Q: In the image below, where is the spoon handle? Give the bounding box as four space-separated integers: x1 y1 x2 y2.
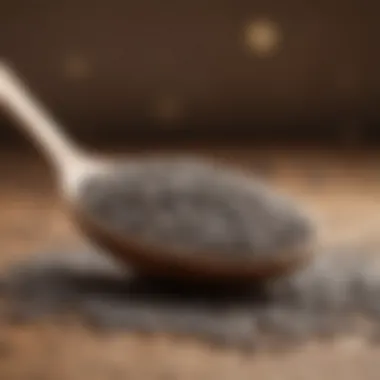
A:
0 61 85 172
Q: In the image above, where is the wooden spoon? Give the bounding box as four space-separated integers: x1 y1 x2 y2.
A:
0 62 315 282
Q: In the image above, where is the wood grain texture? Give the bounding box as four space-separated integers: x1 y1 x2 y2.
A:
1 146 380 379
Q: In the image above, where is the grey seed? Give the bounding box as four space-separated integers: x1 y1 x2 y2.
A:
80 158 312 262
3 246 380 351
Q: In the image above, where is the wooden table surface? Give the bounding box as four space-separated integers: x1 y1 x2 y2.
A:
1 145 380 379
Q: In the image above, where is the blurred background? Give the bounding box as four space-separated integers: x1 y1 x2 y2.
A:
1 0 380 147
1 2 380 379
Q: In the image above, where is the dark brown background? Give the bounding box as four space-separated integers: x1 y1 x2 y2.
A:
1 0 380 145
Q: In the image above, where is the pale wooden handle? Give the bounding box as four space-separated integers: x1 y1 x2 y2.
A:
0 61 83 172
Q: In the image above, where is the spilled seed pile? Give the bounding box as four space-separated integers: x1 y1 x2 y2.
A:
79 158 312 261
1 158 377 351
2 246 380 351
